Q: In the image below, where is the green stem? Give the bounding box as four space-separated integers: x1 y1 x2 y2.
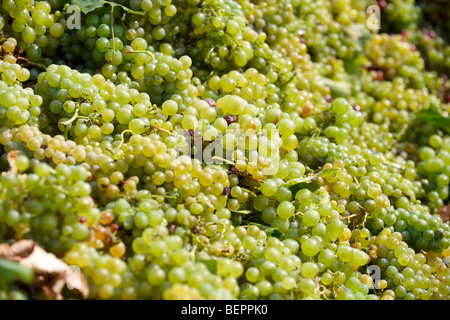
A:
119 18 136 40
150 125 173 135
190 244 197 262
211 156 235 165
110 5 116 62
60 104 80 127
17 57 47 70
280 71 297 88
125 50 155 60
116 129 134 150
380 154 405 170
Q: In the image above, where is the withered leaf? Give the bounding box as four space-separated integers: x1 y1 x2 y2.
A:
6 150 19 174
0 240 89 299
439 205 450 223
0 240 35 260
2 150 27 180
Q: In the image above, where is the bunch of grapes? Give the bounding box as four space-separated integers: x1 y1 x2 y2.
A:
0 0 449 301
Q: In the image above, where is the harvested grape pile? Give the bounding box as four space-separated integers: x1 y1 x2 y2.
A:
0 0 449 301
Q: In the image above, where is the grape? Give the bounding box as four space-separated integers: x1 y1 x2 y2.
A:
161 100 178 116
276 201 295 219
22 27 36 44
332 98 350 115
303 209 320 227
302 238 320 257
260 179 277 197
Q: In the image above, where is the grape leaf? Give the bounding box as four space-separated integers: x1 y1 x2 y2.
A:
289 179 321 197
106 1 146 15
74 0 145 15
245 222 282 238
200 259 217 275
322 78 352 99
317 167 339 178
203 164 229 171
416 105 450 134
310 187 330 208
286 168 337 197
344 54 370 77
0 259 33 284
74 0 106 14
342 24 370 45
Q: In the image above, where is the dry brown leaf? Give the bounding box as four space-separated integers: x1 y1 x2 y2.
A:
19 245 70 274
2 151 27 180
0 240 89 299
0 240 35 260
6 150 19 174
439 205 450 223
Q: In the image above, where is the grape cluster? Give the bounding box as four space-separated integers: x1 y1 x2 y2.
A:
0 0 449 301
0 150 98 255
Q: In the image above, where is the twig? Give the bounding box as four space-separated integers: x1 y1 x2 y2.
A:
16 57 47 70
125 50 155 60
60 104 80 127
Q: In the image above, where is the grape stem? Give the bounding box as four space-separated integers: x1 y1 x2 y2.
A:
48 181 70 195
240 186 257 197
380 154 405 170
340 205 368 227
16 57 47 70
23 174 47 194
116 129 134 150
125 50 155 61
339 213 359 220
118 17 136 41
60 104 80 127
392 123 408 144
150 125 173 135
148 193 177 200
211 156 235 165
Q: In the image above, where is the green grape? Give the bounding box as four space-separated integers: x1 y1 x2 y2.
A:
277 201 295 219
301 238 320 257
32 10 48 25
161 100 178 116
303 209 320 227
301 262 319 278
260 179 277 197
22 27 36 44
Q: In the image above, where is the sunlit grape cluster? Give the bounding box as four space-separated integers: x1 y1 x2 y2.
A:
0 0 449 301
